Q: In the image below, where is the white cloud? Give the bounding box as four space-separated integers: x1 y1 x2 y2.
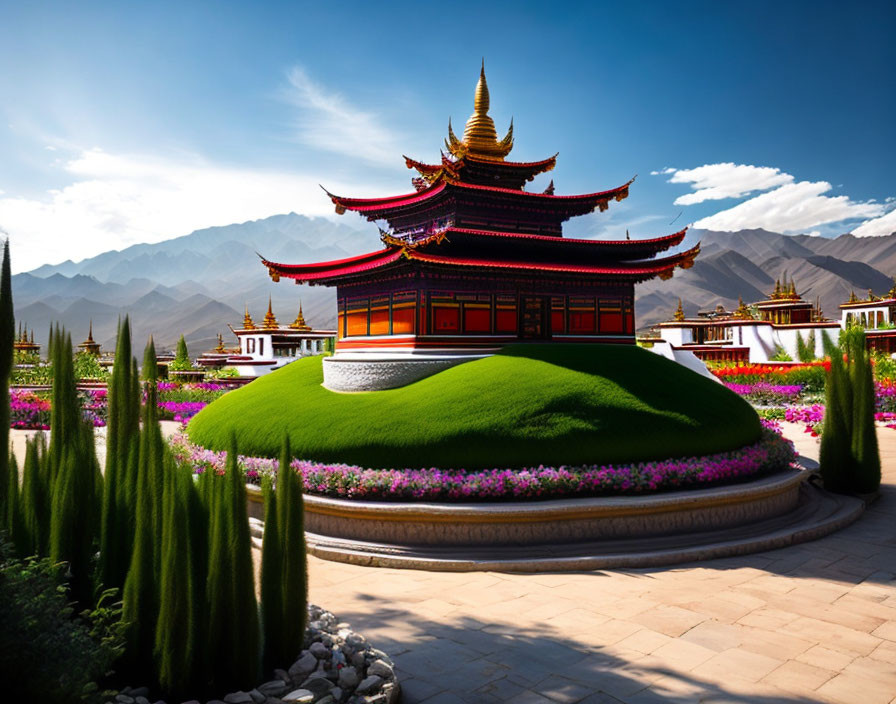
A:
0 148 361 273
649 167 676 176
283 66 402 165
852 208 896 237
667 163 794 205
692 180 884 233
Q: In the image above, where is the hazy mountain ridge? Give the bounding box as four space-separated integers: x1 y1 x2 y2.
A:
15 214 896 351
16 213 375 352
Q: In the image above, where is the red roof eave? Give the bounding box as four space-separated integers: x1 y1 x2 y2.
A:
261 248 403 282
443 226 687 253
406 243 700 277
329 177 633 215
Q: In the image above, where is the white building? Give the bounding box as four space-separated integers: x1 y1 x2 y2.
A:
201 300 336 378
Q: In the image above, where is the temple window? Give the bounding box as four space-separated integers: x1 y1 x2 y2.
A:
258 337 264 356
247 338 256 354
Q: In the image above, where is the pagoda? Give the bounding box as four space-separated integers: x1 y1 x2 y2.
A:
262 65 699 364
77 321 102 356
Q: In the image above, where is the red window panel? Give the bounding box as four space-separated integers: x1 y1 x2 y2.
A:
569 312 595 334
346 311 368 337
601 313 624 333
464 306 491 333
433 306 460 332
495 309 517 333
369 309 390 335
391 306 415 334
551 310 565 334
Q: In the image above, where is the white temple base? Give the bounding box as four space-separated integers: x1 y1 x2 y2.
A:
322 353 489 392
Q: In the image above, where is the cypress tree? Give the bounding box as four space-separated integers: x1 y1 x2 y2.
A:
46 331 100 606
19 434 47 556
121 339 165 676
154 455 197 697
820 350 853 492
99 317 139 590
849 329 881 493
796 331 810 363
0 240 13 528
278 437 307 664
6 452 25 556
260 472 282 673
206 434 259 692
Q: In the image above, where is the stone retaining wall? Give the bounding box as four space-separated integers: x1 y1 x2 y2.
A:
293 469 805 546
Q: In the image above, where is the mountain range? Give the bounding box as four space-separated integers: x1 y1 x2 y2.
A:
13 213 896 353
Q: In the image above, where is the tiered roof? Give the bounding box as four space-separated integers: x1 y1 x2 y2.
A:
265 64 698 289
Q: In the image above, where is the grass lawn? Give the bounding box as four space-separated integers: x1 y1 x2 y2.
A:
187 344 761 469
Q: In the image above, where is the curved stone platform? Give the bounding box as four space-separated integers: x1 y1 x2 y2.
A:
303 481 863 572
302 469 807 546
322 352 488 391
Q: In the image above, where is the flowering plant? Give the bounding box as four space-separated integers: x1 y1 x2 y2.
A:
171 422 797 503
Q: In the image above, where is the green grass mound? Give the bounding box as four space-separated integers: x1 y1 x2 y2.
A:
187 344 761 470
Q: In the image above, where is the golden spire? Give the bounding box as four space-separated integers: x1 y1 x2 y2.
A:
262 296 279 330
86 320 94 343
243 303 256 330
773 279 781 299
673 298 685 321
215 333 225 353
289 301 311 331
849 290 858 303
445 61 514 161
788 279 797 298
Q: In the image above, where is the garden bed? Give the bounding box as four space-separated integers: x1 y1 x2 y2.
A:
172 422 796 503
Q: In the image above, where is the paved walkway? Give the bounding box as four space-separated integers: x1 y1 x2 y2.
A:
308 424 896 704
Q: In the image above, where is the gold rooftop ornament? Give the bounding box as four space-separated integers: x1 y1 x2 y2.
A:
289 301 312 332
445 61 514 161
243 304 256 330
262 296 279 330
673 298 685 321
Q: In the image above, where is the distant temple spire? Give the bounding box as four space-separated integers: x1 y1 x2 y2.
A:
673 298 685 321
243 303 256 330
215 333 225 353
262 296 279 330
289 300 312 331
78 320 101 355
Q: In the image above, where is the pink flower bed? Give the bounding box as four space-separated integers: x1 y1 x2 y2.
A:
171 421 797 503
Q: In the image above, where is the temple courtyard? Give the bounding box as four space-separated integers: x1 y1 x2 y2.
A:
306 423 896 704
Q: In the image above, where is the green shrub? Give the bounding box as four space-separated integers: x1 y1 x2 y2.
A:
770 344 793 362
74 351 109 381
820 327 881 494
168 335 194 372
0 536 125 704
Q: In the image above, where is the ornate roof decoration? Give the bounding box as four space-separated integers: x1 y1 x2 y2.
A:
543 180 555 195
848 290 858 303
673 298 686 321
445 61 514 161
733 296 755 320
77 320 101 355
243 304 256 330
215 333 225 353
289 302 312 332
262 296 279 330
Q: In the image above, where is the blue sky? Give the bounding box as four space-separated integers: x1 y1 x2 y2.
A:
1 0 894 272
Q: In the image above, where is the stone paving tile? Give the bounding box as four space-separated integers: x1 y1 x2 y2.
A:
763 659 836 692
691 648 784 683
677 619 745 652
628 605 707 638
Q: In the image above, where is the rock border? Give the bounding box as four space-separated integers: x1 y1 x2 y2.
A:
108 605 400 704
